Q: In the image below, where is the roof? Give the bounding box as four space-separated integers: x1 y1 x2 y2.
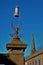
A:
6 38 27 50
8 39 24 44
25 49 43 61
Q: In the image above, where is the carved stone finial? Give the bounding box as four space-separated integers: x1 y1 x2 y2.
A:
11 21 22 40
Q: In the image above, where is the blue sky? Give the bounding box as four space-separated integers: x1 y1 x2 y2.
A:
0 0 43 57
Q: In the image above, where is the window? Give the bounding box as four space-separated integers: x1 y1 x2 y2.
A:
32 62 34 65
38 60 40 65
30 62 31 65
27 62 29 65
28 63 29 65
35 60 37 65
